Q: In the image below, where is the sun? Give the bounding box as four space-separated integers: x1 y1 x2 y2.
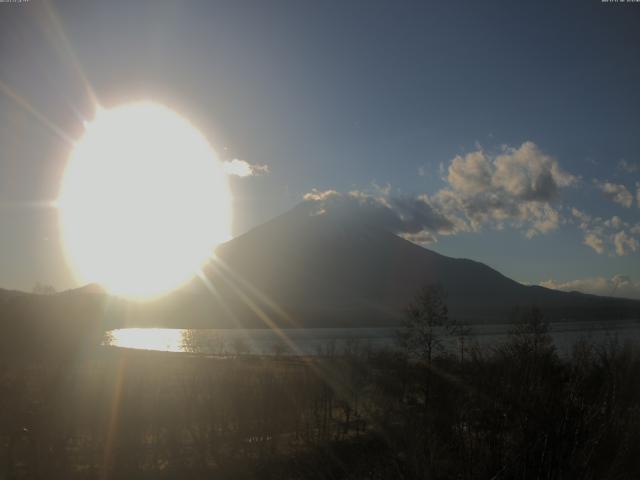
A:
58 102 231 299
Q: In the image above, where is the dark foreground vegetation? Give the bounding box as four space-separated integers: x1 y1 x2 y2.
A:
2 296 640 479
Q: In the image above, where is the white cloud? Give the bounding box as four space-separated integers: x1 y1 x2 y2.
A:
605 216 623 229
302 142 640 257
572 211 640 256
298 142 638 258
540 274 640 300
613 230 639 256
302 141 579 246
583 233 605 254
571 207 591 225
435 141 574 236
492 142 576 197
524 203 562 238
301 188 456 242
400 230 438 245
447 150 494 196
303 189 339 202
222 159 270 177
595 180 633 208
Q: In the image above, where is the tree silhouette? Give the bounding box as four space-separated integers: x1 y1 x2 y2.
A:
447 318 472 363
397 284 449 366
507 305 554 358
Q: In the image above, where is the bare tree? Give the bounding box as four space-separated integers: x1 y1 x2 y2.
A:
397 284 449 366
447 319 472 363
508 305 554 358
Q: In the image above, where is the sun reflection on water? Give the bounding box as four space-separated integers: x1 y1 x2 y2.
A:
107 328 186 352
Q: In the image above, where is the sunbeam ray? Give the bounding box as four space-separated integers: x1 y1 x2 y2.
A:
41 0 100 109
211 255 300 328
196 269 240 328
0 79 75 145
101 356 126 480
207 259 303 356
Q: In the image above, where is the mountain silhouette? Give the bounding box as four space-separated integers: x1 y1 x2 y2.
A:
201 202 640 327
3 204 639 331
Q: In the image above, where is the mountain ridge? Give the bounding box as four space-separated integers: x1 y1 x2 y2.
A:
205 203 640 326
3 203 639 329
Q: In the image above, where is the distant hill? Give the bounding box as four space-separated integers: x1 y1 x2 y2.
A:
2 204 639 331
0 288 28 303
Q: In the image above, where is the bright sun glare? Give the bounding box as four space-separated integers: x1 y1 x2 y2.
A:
58 102 231 299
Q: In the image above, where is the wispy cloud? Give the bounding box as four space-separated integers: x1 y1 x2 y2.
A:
540 274 640 300
617 159 640 174
583 232 605 254
613 230 639 256
570 208 640 256
594 180 633 208
222 159 270 177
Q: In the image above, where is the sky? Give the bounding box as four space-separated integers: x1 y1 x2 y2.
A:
1 0 640 297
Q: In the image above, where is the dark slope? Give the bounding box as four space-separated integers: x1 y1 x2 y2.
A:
207 204 640 326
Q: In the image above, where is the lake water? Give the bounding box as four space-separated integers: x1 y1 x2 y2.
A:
105 319 640 357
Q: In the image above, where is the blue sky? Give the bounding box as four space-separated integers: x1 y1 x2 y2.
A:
1 0 640 297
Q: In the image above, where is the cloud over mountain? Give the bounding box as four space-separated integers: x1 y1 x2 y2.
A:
301 142 640 257
302 188 455 243
303 142 577 245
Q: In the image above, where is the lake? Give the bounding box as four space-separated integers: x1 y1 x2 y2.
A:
105 319 640 357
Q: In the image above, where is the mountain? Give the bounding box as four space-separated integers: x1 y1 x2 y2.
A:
3 204 639 332
200 203 640 327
